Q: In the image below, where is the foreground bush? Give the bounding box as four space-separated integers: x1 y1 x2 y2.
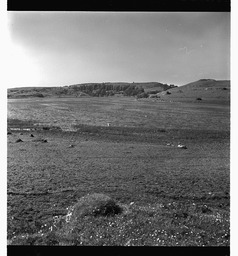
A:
8 200 230 246
67 193 123 222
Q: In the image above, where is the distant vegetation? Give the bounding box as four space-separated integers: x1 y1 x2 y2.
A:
70 83 146 97
8 82 177 99
7 79 230 104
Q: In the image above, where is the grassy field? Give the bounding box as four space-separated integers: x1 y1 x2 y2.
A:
8 96 229 130
7 96 230 246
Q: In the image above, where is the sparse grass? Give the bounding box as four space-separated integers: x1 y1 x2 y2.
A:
8 200 229 246
7 96 230 246
7 96 230 131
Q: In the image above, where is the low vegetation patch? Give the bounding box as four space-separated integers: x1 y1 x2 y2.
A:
7 119 36 129
8 196 229 246
67 193 123 220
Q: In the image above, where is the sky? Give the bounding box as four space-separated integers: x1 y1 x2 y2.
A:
6 12 230 87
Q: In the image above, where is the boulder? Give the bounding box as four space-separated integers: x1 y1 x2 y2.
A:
177 144 187 149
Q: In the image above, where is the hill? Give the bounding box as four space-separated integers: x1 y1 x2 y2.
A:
153 79 230 104
7 82 176 99
7 79 230 103
179 79 230 89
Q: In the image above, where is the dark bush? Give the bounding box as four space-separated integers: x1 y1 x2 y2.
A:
149 90 161 94
68 193 123 222
201 205 212 214
34 93 44 97
136 92 149 98
196 97 202 100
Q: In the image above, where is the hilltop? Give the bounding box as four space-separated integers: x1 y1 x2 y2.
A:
179 79 230 89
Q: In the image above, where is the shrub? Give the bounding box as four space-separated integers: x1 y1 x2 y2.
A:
67 193 123 222
149 90 161 94
196 97 202 100
136 92 149 98
34 93 44 98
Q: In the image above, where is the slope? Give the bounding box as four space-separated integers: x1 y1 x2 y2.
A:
156 79 230 104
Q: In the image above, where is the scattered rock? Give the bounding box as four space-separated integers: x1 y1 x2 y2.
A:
177 144 187 149
167 143 174 147
32 138 47 143
69 144 75 148
15 139 23 143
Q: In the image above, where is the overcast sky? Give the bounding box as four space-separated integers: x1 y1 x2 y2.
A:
7 12 230 87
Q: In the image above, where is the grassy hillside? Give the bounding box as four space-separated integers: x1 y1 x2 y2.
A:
7 82 176 99
155 79 230 104
180 79 230 89
7 79 230 103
